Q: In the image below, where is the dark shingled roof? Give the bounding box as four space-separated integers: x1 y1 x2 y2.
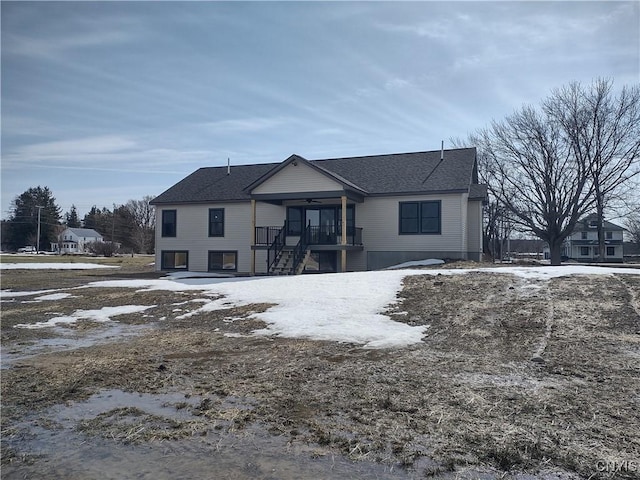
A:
151 163 277 204
151 148 483 205
469 184 488 200
573 214 625 232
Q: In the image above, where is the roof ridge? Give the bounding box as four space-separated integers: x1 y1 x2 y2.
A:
311 147 475 163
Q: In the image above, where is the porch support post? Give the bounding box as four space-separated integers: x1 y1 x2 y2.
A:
341 195 347 272
250 199 256 276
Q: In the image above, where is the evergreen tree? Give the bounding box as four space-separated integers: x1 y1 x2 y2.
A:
6 186 62 250
82 206 112 238
65 204 81 228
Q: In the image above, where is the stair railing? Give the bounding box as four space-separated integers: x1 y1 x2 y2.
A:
267 221 287 273
292 221 311 274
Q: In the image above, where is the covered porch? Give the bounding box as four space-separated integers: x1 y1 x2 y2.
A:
250 195 364 275
244 153 368 275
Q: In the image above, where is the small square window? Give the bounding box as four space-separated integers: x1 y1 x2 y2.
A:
162 251 188 269
606 246 615 256
580 246 590 256
606 231 613 240
208 251 237 271
581 232 588 240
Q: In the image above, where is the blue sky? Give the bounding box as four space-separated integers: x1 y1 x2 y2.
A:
2 1 638 219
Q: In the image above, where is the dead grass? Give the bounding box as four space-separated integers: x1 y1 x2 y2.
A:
2 266 639 478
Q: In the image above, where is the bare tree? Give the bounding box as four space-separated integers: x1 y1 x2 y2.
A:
476 103 595 265
450 135 511 260
125 195 156 254
549 79 640 261
627 214 640 246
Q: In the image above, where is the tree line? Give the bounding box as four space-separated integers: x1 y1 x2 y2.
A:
1 187 156 255
455 78 640 265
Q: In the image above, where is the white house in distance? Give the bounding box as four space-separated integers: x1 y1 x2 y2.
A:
561 214 625 262
150 148 487 274
52 228 104 254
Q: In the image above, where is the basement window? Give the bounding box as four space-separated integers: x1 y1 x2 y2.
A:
208 251 237 271
162 251 188 269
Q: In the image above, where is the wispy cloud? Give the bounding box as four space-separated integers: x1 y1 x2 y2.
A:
198 116 291 134
10 135 137 158
2 134 213 173
3 30 135 61
1 115 68 138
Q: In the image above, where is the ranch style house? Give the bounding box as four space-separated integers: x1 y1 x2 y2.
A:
150 147 487 275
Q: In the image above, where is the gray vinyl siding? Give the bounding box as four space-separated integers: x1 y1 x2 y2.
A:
460 193 468 255
155 191 481 273
358 194 465 250
358 194 470 269
466 199 483 261
254 250 270 274
252 161 342 194
155 202 283 273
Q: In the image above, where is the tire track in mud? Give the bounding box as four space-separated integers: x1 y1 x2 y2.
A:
531 281 554 363
615 275 640 332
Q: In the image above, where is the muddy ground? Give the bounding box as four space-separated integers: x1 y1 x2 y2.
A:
1 256 639 479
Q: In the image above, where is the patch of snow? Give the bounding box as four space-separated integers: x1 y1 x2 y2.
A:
164 271 234 280
33 293 74 301
14 305 155 329
0 263 119 270
475 265 640 279
83 265 640 349
0 289 60 299
385 258 445 270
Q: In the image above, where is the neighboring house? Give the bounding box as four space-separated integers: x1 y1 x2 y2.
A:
52 228 104 254
565 215 625 262
150 148 488 274
543 214 625 262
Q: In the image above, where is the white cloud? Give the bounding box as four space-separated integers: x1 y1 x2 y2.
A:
13 135 137 158
199 116 290 134
3 30 136 61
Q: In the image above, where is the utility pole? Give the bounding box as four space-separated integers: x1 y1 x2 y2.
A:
36 205 44 253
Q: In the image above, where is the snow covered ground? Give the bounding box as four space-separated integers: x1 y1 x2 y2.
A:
0 263 119 270
384 258 445 269
14 305 155 329
87 264 640 349
7 264 640 348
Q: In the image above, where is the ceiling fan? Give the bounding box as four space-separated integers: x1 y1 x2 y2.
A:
305 198 321 204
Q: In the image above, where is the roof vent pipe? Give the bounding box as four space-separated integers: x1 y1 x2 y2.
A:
227 158 230 175
440 140 444 161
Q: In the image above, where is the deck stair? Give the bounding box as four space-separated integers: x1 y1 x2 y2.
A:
269 247 311 275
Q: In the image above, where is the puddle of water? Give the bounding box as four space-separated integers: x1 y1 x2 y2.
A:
2 389 413 480
1 323 152 368
2 388 581 480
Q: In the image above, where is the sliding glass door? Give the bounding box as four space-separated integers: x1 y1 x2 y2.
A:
286 205 355 245
305 207 336 244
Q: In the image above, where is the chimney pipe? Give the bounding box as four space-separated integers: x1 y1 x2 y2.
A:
440 140 444 161
227 158 230 175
